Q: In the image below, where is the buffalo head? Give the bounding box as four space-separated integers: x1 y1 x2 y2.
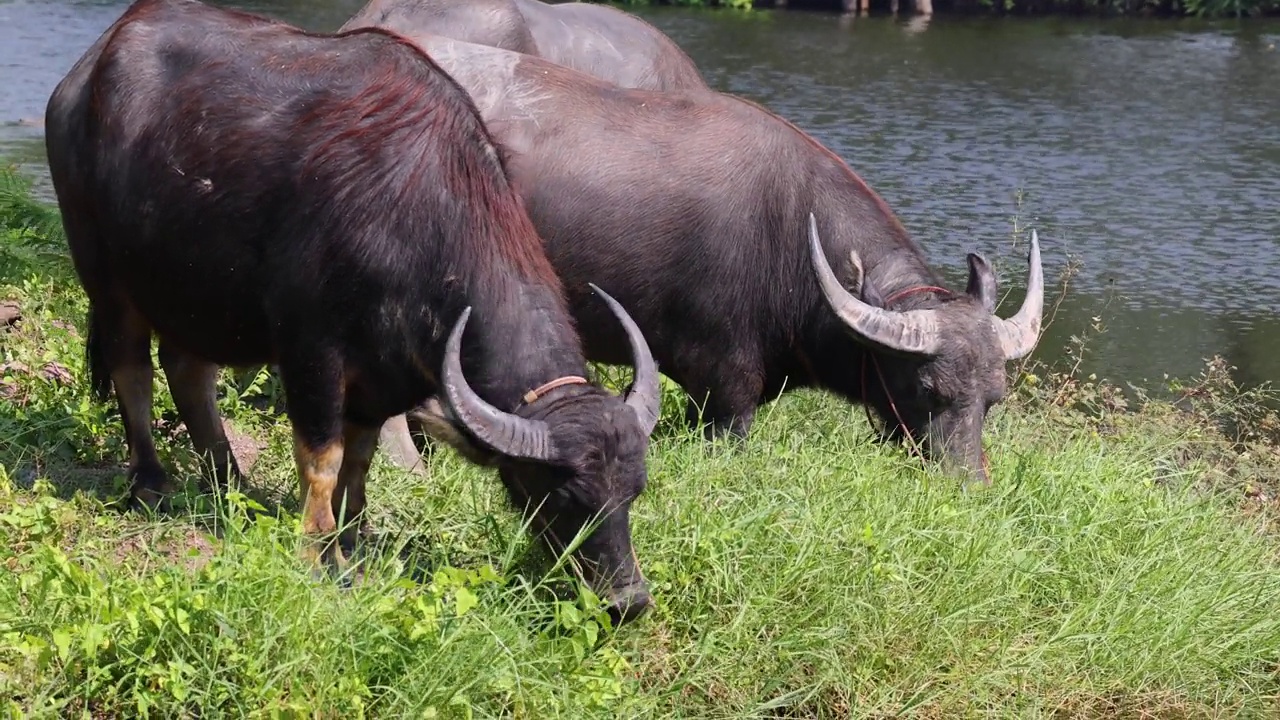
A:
426 284 661 625
808 214 1044 484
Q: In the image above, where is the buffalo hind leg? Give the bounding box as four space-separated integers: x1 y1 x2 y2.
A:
92 303 172 508
158 341 242 492
118 362 172 507
333 422 379 553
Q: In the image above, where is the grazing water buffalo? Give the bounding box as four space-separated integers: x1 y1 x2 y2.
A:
346 0 707 91
46 0 662 622
347 28 1045 484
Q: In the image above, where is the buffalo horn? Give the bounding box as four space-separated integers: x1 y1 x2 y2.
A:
589 283 661 436
991 229 1044 360
441 307 558 462
808 213 944 356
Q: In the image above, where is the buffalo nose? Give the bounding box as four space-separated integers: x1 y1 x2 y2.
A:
606 583 652 626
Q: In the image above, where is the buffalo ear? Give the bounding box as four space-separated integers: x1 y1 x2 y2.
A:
966 253 998 315
408 397 499 467
861 277 887 308
846 250 887 308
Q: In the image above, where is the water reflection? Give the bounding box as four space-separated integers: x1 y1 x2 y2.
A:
1 0 1278 394
632 9 1280 391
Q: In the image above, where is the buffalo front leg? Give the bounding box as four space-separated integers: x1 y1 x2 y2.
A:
292 428 344 566
680 356 763 441
158 341 242 492
686 397 756 441
333 422 379 551
279 350 347 566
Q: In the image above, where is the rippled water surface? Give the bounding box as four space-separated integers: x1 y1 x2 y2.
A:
2 0 1279 391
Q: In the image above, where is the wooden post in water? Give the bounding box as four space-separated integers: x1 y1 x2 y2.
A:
916 0 933 14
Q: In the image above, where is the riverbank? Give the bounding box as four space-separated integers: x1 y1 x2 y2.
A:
3 169 1279 716
611 0 1280 19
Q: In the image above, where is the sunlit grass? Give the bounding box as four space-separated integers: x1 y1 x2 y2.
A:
3 168 1279 717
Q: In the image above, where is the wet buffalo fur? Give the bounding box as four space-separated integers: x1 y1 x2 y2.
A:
44 0 653 613
332 29 1034 483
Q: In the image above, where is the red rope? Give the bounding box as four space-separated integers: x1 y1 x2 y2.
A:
882 285 952 307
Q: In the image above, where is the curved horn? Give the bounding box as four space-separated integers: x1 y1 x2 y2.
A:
589 283 661 436
808 213 944 356
991 229 1044 360
441 307 558 462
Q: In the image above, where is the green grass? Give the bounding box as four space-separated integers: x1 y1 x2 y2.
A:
3 167 1280 717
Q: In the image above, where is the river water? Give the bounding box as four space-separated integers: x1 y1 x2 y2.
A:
2 0 1279 394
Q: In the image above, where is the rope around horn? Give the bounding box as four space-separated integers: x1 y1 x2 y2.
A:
519 375 590 407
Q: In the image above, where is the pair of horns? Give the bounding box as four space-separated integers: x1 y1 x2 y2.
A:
440 283 660 462
807 213 1044 359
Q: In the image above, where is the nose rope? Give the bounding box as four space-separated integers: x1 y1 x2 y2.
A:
859 284 992 477
862 352 921 457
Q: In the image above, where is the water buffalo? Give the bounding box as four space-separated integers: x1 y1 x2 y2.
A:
344 25 1045 484
45 0 662 622
347 0 707 91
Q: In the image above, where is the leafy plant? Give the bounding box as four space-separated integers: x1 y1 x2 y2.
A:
4 159 1280 718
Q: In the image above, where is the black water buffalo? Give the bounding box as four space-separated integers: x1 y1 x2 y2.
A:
342 26 1045 484
348 0 707 91
46 0 662 622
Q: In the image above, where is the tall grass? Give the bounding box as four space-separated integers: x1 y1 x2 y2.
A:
3 167 1279 717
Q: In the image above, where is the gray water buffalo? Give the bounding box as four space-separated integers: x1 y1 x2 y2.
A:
347 0 707 91
46 0 663 623
343 25 1045 484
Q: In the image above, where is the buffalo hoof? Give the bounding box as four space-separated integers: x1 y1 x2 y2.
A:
337 521 372 557
605 583 653 627
128 467 179 512
300 536 349 574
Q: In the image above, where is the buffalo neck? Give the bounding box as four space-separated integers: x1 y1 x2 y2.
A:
794 221 947 403
454 281 589 414
865 244 950 304
806 147 950 309
798 311 909 412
